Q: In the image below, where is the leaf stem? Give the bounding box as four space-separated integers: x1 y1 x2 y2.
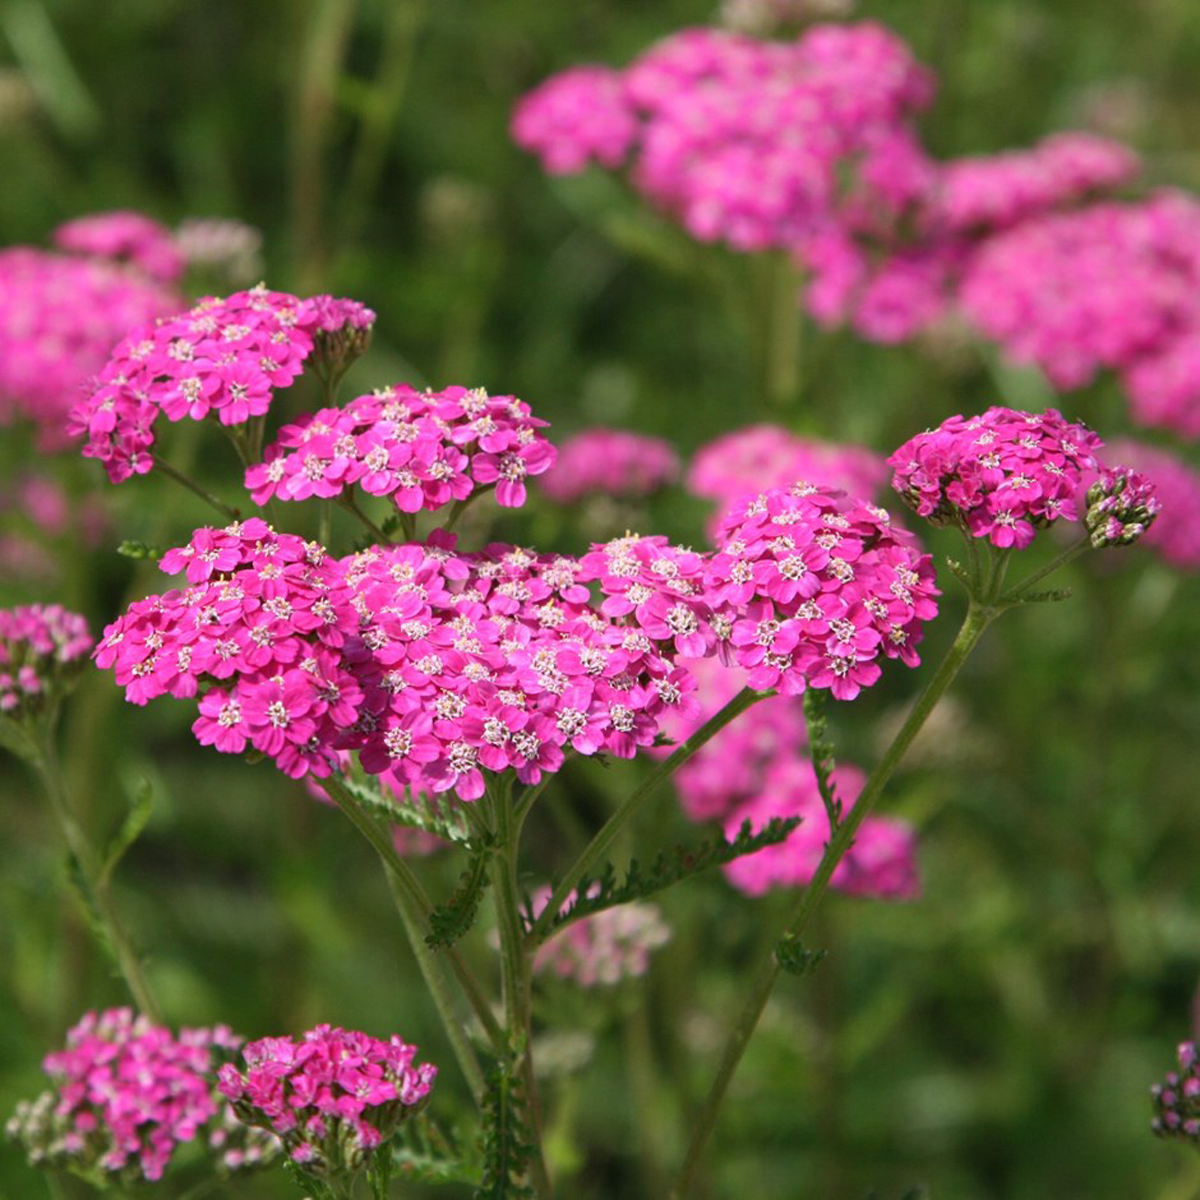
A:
150 455 239 521
669 600 996 1196
33 727 161 1022
1004 535 1092 601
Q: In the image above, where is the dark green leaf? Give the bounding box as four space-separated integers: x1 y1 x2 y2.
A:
426 835 495 949
100 778 154 886
776 933 827 977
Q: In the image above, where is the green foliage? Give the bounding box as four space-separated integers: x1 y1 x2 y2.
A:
532 817 802 941
337 773 472 845
392 1115 478 1186
802 689 842 826
116 539 163 561
775 933 827 978
426 834 496 950
476 1057 536 1200
99 778 154 886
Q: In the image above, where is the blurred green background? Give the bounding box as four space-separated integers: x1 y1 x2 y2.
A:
1 1 1200 1197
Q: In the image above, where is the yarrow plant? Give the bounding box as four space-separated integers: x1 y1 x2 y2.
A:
217 1024 435 1193
1152 1042 1200 1145
540 427 679 504
54 259 1163 1196
0 603 92 721
6 1008 278 1187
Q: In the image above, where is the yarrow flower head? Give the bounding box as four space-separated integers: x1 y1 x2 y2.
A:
888 406 1104 548
53 211 184 283
1084 465 1161 549
687 424 888 535
528 888 671 987
0 604 92 721
245 384 555 513
541 428 679 504
5 1008 278 1186
1151 1041 1200 1144
217 1025 435 1178
69 285 375 483
0 245 179 447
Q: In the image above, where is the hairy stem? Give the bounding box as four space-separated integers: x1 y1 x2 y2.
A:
35 728 161 1021
338 493 392 545
669 601 996 1196
529 686 766 946
150 455 239 521
320 775 504 1072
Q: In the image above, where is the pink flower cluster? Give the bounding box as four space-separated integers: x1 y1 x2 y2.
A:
657 658 919 901
95 520 361 780
53 211 184 283
217 1025 435 1173
0 247 178 445
698 484 938 698
1151 1041 1200 1143
70 286 374 483
100 476 936 792
0 604 92 718
514 23 934 252
889 406 1103 548
687 424 888 534
246 384 555 512
961 193 1200 436
1095 440 1200 569
529 887 671 986
540 428 679 503
5 1008 274 1184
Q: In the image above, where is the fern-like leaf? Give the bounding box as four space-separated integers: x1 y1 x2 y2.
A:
776 932 827 977
476 1058 536 1200
391 1115 477 1186
803 689 842 827
532 816 801 941
337 773 471 845
426 835 496 949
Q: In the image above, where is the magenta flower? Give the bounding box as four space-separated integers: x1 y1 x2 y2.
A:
7 1009 277 1186
541 428 679 503
218 1025 435 1178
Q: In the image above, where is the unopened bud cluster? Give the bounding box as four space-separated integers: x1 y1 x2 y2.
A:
1085 466 1161 548
1151 1041 1200 1143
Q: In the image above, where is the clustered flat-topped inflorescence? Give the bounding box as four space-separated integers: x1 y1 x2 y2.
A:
217 1025 435 1176
687 424 888 533
53 210 185 284
0 603 92 719
515 23 934 253
540 428 679 504
888 406 1104 549
96 478 939 794
0 246 180 445
69 285 374 483
5 1008 277 1186
246 383 555 511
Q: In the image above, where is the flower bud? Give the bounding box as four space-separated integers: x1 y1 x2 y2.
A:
1084 466 1160 549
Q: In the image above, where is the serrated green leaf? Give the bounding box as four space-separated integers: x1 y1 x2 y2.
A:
116 539 163 561
426 836 495 949
476 1058 536 1200
100 779 154 886
533 816 802 941
803 689 842 827
776 933 827 977
337 774 471 844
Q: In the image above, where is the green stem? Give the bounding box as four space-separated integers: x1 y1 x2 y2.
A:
150 455 239 521
669 601 996 1197
319 776 504 1072
489 781 552 1197
759 253 805 411
529 686 766 946
34 728 161 1021
338 493 392 545
1004 535 1092 601
444 488 491 534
